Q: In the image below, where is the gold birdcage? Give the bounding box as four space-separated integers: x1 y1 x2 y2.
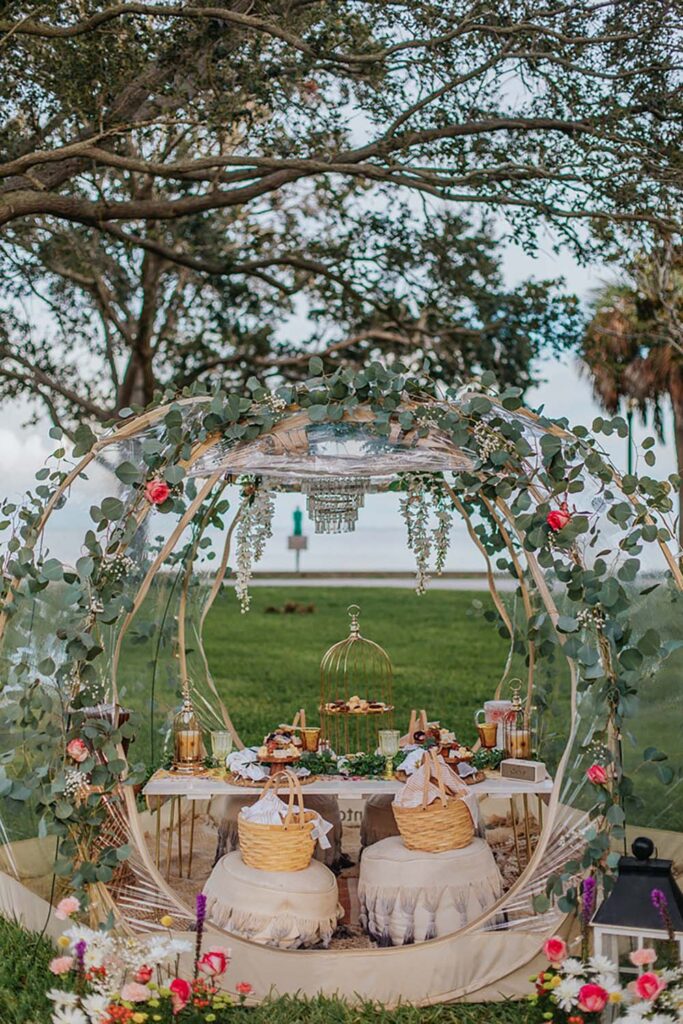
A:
319 605 394 755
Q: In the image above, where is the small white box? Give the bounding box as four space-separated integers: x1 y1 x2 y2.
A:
500 758 546 783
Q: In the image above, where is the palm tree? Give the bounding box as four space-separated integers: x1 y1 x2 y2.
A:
580 247 683 549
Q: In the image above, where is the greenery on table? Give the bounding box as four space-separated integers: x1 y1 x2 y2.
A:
471 749 505 772
299 750 340 777
339 751 388 778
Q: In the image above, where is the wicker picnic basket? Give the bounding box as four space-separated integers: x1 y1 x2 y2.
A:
238 770 316 872
392 749 473 853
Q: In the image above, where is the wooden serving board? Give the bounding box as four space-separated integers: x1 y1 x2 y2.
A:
226 772 319 788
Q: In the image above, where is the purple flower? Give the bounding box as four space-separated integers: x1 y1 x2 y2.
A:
195 891 207 929
581 875 597 924
193 891 207 978
74 939 87 975
651 888 667 912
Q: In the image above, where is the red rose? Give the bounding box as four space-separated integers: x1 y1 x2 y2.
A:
586 764 608 785
197 948 230 978
144 479 171 506
543 936 568 964
66 738 89 763
169 977 191 1014
577 983 609 1013
134 965 153 984
634 971 666 1001
546 502 571 532
236 981 253 996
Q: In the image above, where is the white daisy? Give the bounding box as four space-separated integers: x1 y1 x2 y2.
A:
647 1015 677 1024
562 958 585 977
594 972 620 991
589 954 617 974
554 976 582 1011
47 990 79 1007
81 994 110 1023
51 1007 88 1024
621 1005 651 1023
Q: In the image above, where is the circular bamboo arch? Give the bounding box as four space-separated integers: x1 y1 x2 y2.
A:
1 390 681 1005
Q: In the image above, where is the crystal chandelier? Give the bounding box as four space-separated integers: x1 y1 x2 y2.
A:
301 476 367 534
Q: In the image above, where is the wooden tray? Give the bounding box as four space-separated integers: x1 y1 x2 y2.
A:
320 705 394 715
226 772 319 788
394 769 485 786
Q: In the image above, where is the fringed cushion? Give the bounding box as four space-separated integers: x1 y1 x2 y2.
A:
358 836 502 947
204 851 343 949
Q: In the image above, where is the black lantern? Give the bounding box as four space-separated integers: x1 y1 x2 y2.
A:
590 836 683 964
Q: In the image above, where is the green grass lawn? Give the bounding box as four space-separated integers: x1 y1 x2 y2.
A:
116 585 530 769
201 586 520 749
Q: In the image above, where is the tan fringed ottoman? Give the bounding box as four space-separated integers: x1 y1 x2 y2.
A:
204 851 343 949
210 794 344 870
358 836 502 946
360 794 400 852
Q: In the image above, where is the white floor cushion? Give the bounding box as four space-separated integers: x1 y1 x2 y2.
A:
358 835 502 946
204 851 342 949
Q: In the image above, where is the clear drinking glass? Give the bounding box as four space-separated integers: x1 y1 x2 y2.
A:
210 730 234 761
378 729 400 756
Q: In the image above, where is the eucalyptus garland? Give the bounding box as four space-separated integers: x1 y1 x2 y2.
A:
0 360 680 924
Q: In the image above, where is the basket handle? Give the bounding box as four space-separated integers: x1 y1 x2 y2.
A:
258 769 307 829
421 749 448 809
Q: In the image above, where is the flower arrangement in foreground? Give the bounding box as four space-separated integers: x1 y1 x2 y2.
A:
48 894 252 1023
529 936 683 1024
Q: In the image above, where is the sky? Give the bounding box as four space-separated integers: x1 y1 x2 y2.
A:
2 241 676 573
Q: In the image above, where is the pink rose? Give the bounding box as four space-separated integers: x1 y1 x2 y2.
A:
197 948 230 978
145 479 171 506
546 503 571 532
66 738 89 764
121 982 151 1003
577 983 609 1013
630 948 657 968
543 936 568 964
49 956 74 975
635 972 666 1001
55 895 81 920
134 965 153 984
236 982 253 996
586 763 608 785
169 977 191 1014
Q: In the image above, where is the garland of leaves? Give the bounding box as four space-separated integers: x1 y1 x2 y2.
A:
0 362 681 926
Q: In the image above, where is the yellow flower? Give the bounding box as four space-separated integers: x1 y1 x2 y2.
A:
160 915 173 928
549 975 562 989
609 992 623 1003
132 1015 147 1023
57 935 71 949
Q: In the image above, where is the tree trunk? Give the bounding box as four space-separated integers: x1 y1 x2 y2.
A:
670 371 683 552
